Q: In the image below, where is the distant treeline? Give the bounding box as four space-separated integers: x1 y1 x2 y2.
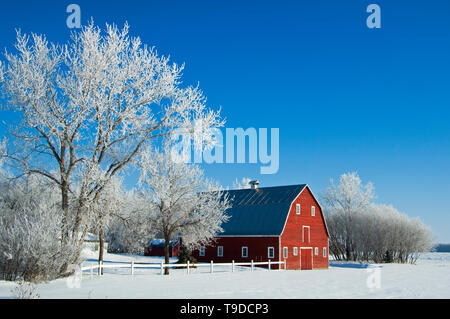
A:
433 244 450 252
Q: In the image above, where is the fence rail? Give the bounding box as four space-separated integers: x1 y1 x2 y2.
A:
80 259 286 277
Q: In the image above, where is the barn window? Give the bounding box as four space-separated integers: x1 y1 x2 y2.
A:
268 247 274 259
217 246 223 257
315 247 319 255
311 206 315 216
241 246 248 258
296 204 301 215
323 247 327 258
199 246 205 256
293 247 298 256
283 247 288 259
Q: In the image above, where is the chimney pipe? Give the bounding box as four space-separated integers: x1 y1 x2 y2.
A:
249 180 260 189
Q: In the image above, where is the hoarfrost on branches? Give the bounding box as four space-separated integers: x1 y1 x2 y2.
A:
10 280 41 299
138 142 231 274
0 22 224 257
321 172 375 261
104 188 154 255
322 172 433 263
0 175 82 281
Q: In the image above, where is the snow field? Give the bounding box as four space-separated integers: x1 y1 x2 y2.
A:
1 252 449 299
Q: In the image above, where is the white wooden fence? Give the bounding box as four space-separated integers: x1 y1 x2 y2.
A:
80 259 286 278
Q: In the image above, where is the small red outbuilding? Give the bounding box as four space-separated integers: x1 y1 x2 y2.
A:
144 239 180 258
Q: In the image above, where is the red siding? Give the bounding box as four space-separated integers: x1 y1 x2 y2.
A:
280 186 329 269
193 236 279 265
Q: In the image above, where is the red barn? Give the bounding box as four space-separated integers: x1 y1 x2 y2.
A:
192 183 329 270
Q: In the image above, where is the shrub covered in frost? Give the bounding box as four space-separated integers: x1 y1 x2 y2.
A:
0 178 82 282
323 173 433 263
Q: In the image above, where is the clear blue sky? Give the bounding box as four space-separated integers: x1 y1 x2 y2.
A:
0 0 449 242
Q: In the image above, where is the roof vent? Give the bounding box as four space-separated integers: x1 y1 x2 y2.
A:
249 180 260 189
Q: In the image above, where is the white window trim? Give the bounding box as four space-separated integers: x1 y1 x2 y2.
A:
293 247 298 256
323 247 327 258
268 246 274 259
217 246 223 257
296 203 301 215
199 246 205 257
283 247 288 259
241 246 248 258
314 247 319 255
311 206 315 216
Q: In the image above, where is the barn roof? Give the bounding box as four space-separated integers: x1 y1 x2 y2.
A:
219 184 307 236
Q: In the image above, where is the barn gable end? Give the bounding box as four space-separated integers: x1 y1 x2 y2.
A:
280 185 329 269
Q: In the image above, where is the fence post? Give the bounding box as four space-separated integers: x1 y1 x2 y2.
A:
251 260 254 272
232 260 235 273
268 259 271 271
99 260 103 276
131 261 134 275
160 261 164 275
210 260 214 274
187 261 190 275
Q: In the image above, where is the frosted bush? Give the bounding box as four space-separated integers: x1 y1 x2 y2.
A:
325 204 433 263
0 177 82 282
0 204 82 282
10 280 40 299
323 172 433 263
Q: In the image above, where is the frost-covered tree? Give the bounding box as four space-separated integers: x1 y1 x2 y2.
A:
138 142 231 274
103 185 155 256
321 172 375 261
106 205 153 255
323 172 433 263
0 175 82 281
357 204 433 263
0 22 224 251
89 175 129 266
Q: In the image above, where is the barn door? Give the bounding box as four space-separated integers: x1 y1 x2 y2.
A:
301 248 312 270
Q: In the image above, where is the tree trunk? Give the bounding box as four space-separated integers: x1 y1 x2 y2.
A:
58 178 71 275
99 225 104 275
60 179 70 242
164 234 170 275
345 228 352 261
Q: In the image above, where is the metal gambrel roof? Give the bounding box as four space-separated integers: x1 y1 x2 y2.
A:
219 184 307 236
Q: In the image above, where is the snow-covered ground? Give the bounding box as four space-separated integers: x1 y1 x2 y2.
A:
1 252 449 299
